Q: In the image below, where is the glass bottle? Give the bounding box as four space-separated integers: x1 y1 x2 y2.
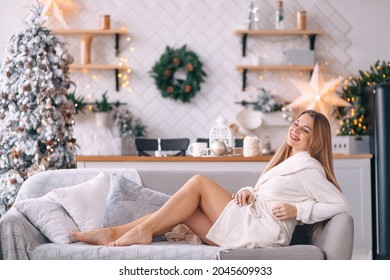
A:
275 0 284 30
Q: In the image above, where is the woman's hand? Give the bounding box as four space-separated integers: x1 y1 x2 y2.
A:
232 190 254 207
272 203 297 220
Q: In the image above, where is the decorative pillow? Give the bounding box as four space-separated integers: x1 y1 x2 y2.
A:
13 192 79 244
52 171 111 231
101 173 171 227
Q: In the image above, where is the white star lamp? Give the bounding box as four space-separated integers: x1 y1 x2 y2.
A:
40 0 79 28
287 63 351 119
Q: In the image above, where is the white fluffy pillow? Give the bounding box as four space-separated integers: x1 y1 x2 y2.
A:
14 192 79 244
52 171 111 231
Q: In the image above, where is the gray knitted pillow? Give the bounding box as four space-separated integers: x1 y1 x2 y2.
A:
101 173 171 227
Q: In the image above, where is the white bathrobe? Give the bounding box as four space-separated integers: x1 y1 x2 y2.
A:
206 151 350 249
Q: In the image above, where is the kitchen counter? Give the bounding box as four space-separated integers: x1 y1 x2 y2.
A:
76 154 372 171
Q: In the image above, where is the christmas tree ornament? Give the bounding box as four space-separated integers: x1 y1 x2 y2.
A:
287 63 350 120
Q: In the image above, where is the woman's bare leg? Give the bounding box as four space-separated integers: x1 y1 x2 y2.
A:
110 175 231 246
71 213 154 245
72 212 181 245
183 208 217 245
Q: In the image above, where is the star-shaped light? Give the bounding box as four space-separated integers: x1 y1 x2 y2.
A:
287 63 351 119
40 0 79 28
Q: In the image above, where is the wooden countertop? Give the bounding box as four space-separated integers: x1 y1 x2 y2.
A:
76 154 373 162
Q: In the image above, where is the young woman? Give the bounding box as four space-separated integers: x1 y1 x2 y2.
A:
72 110 349 248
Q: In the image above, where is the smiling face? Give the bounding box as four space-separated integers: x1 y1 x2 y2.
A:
286 113 314 155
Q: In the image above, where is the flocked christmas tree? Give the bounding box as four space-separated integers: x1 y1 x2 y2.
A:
0 2 77 216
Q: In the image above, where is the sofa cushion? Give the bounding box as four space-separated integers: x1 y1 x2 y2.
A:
101 173 171 227
53 171 111 231
13 192 79 244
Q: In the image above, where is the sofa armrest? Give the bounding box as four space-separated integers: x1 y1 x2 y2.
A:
312 212 354 260
0 207 49 260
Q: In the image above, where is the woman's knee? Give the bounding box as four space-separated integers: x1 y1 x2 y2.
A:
188 174 208 185
186 174 210 191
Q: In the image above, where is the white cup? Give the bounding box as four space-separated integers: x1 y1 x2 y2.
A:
187 142 208 157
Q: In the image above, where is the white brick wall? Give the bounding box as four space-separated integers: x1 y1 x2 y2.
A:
3 0 355 155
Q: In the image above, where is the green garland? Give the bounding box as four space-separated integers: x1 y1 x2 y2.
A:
338 60 390 136
149 45 207 103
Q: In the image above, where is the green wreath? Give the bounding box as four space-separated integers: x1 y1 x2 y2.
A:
149 45 207 103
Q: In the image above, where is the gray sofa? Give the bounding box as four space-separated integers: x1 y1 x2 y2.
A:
0 168 354 260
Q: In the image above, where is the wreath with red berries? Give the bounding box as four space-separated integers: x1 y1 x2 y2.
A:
150 45 207 103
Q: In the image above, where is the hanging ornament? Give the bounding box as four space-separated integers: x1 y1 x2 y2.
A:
287 63 351 119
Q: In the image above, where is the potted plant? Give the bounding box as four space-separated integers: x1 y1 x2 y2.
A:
114 109 147 155
93 91 119 127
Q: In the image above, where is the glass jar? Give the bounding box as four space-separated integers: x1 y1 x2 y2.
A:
297 11 307 30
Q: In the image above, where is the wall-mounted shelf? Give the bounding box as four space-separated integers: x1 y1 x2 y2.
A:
235 29 323 56
235 29 323 36
52 28 127 56
68 64 130 91
235 29 322 91
69 64 129 71
52 28 129 91
52 29 127 35
236 65 315 71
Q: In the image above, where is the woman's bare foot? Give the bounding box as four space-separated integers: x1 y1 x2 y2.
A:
108 226 153 246
70 228 117 246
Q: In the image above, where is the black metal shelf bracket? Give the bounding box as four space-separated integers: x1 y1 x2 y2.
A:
115 33 120 56
309 34 317 50
241 33 248 91
242 68 247 92
242 33 248 57
115 69 119 92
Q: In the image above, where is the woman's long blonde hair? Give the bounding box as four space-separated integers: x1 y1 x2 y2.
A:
263 110 340 191
263 110 341 237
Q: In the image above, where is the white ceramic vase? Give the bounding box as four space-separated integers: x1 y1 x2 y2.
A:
95 112 111 127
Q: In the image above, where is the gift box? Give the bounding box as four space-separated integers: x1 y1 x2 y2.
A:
332 135 370 154
285 49 315 66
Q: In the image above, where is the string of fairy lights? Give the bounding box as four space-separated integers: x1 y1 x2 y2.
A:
73 34 134 112
337 61 390 136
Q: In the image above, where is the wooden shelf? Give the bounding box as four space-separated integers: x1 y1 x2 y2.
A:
235 29 323 36
237 65 315 71
52 28 127 35
68 64 130 91
69 64 130 71
236 29 323 91
52 28 129 91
